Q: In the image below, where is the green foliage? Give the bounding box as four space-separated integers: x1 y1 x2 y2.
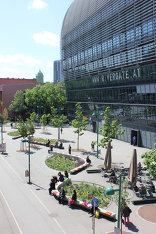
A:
26 120 35 136
18 122 28 137
34 138 55 144
64 182 111 208
141 149 156 179
71 102 88 149
51 106 67 128
99 106 125 148
24 82 66 114
45 154 78 171
9 90 27 119
7 131 20 136
40 114 49 126
29 112 38 123
0 114 4 124
3 108 8 123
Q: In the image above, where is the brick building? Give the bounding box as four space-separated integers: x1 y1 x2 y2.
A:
0 78 38 115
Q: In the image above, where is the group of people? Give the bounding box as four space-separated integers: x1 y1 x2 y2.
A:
48 171 69 195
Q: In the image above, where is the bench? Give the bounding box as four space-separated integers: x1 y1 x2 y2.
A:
51 180 116 220
86 169 101 173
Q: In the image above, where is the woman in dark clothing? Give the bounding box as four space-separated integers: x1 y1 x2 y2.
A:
58 172 64 182
122 204 132 225
71 189 77 201
49 179 55 195
64 170 68 178
69 189 77 208
58 187 66 204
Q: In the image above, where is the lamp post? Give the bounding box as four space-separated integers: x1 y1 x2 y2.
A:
92 108 104 158
56 107 64 140
22 136 31 184
105 173 122 231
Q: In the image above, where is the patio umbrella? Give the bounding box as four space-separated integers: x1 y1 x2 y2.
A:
128 149 137 186
104 141 112 169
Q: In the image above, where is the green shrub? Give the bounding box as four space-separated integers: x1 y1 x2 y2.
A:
8 131 20 136
65 182 111 208
34 138 55 145
45 154 78 171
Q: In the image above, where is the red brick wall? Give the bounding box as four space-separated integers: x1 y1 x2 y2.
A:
0 78 37 85
0 83 38 115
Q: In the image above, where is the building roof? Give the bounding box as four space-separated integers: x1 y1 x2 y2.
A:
0 78 37 85
61 0 108 36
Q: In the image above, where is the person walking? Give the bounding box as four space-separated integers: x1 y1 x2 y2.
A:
68 145 71 154
122 204 132 226
61 128 63 134
132 135 136 146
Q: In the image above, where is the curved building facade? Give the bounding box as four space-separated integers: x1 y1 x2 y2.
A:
61 0 156 148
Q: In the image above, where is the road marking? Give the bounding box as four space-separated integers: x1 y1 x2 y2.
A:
29 189 67 234
0 190 23 234
1 153 67 233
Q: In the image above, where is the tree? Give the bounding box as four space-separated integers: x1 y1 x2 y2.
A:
3 108 8 123
141 148 156 179
29 112 38 124
18 122 28 138
40 114 50 132
51 106 67 140
71 102 88 150
24 82 67 115
9 90 27 120
99 106 125 149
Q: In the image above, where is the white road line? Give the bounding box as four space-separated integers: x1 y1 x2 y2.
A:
0 190 23 234
1 156 67 234
29 189 67 234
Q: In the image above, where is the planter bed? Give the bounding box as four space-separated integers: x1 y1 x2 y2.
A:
52 181 116 220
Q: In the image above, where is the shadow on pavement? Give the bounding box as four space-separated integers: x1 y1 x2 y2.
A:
127 222 139 232
31 182 46 190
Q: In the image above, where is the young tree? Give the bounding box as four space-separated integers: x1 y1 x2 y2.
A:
40 114 50 133
141 148 156 179
51 106 67 140
71 102 88 150
29 112 38 124
99 106 125 148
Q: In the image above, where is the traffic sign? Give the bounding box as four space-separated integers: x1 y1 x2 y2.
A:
91 198 99 207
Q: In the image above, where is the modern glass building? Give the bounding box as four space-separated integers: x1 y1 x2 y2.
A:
61 0 156 148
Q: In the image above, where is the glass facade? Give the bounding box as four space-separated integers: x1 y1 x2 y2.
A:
61 0 156 148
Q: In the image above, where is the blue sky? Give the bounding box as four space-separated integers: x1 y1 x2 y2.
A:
0 0 73 82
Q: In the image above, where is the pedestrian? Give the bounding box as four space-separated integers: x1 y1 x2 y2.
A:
58 187 66 204
64 170 69 178
122 204 132 226
86 156 91 164
49 178 55 195
91 141 94 151
68 144 71 154
68 189 77 208
132 135 136 146
61 128 63 134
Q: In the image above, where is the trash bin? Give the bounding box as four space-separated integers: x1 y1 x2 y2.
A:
25 170 29 177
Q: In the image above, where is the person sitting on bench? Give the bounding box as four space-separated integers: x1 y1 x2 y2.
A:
86 156 91 164
49 178 55 195
46 139 50 147
58 187 66 204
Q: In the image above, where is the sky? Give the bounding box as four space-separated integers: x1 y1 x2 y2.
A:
0 0 74 82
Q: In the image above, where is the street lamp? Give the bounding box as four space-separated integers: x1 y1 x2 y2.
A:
22 136 31 184
105 173 122 231
56 107 64 140
92 108 104 158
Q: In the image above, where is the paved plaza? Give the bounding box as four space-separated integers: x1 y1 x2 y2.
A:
0 124 156 234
